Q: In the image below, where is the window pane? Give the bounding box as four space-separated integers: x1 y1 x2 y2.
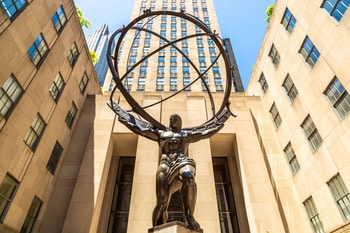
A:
24 114 46 151
325 78 350 119
0 75 23 118
1 0 27 18
21 196 43 233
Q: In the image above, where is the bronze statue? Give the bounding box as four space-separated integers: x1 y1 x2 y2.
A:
106 9 235 231
109 101 231 231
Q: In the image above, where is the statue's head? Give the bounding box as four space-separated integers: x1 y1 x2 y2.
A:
169 114 182 132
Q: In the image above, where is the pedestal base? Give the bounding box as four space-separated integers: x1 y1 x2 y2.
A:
148 222 203 233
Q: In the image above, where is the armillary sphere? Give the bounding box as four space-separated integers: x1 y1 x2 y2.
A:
107 10 235 130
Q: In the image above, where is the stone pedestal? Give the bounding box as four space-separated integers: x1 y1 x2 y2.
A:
148 222 203 233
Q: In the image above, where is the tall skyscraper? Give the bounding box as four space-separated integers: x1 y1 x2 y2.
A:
101 0 243 94
0 0 100 232
87 24 114 86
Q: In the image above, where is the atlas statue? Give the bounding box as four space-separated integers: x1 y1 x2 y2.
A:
106 9 235 231
109 101 232 231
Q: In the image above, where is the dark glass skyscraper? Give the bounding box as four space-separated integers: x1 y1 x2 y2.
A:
87 24 114 85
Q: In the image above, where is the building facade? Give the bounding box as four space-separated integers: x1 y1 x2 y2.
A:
86 24 113 86
247 0 350 232
0 0 100 232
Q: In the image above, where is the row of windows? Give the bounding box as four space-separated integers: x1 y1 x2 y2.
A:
261 5 350 144
268 36 320 70
139 0 207 15
278 1 349 71
0 140 65 226
0 0 27 20
322 0 350 22
1 68 89 128
124 76 223 92
0 173 43 232
0 3 87 231
304 173 350 232
265 74 349 151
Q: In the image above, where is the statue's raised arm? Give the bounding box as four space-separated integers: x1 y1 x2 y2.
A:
108 100 159 142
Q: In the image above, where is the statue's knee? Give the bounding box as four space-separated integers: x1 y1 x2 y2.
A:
180 171 195 184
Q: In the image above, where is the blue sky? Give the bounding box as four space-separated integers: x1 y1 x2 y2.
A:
74 0 275 89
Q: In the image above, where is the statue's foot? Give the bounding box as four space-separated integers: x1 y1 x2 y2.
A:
186 215 201 231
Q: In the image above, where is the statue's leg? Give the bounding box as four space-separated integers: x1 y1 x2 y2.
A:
180 168 201 231
152 166 169 227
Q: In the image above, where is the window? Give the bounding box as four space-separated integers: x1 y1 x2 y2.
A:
20 196 43 233
182 66 190 74
183 77 191 91
213 66 220 74
301 115 323 152
170 56 177 64
283 143 300 175
68 42 79 67
322 0 350 22
65 102 77 128
24 114 46 151
137 77 146 91
108 158 135 232
299 36 320 69
209 47 216 54
131 47 138 53
158 56 165 64
144 37 151 44
0 174 19 222
215 78 223 92
282 8 296 33
0 74 23 119
324 77 350 120
156 77 164 91
328 174 350 220
199 56 206 64
79 72 89 94
52 5 66 32
0 0 27 19
140 66 147 74
129 55 137 64
170 77 177 91
143 47 150 54
269 103 282 129
304 197 325 233
158 66 165 74
49 72 65 101
213 158 240 233
170 66 177 74
201 77 209 90
46 141 63 175
282 74 298 103
259 73 268 93
210 56 217 63
124 77 133 90
269 44 280 68
27 34 49 67
200 66 207 74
